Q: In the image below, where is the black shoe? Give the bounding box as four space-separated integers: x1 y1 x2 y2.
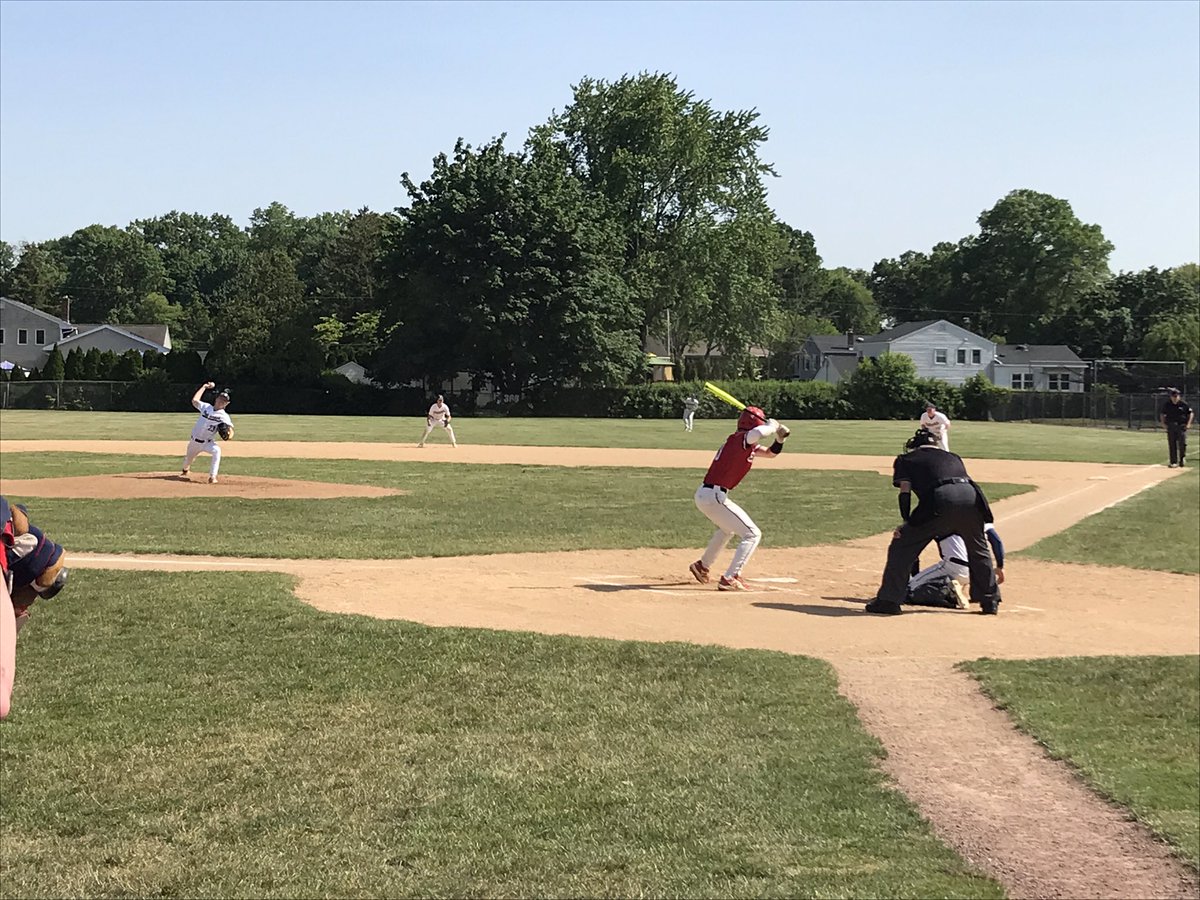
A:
865 598 903 615
979 598 1000 615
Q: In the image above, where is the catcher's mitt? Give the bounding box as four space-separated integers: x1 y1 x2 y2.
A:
217 422 234 441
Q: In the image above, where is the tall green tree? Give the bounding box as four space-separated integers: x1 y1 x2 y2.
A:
0 241 15 295
130 211 250 311
311 208 391 318
375 135 642 395
869 242 963 326
815 268 880 334
958 189 1113 338
6 242 68 314
43 345 66 382
56 225 167 322
206 249 323 384
544 73 778 349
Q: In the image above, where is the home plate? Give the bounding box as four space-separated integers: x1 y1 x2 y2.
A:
746 576 799 584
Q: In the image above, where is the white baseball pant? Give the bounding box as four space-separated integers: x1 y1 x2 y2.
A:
694 484 762 579
182 439 222 478
419 419 457 446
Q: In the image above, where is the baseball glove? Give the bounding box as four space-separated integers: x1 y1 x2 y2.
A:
217 422 234 441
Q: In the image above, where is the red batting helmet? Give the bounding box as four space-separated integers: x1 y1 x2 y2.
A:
737 406 766 431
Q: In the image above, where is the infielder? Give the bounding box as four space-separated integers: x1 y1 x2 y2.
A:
907 524 1005 609
417 394 457 447
181 382 233 484
682 395 701 432
919 400 951 451
689 406 789 591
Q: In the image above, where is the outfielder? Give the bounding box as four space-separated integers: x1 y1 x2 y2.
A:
682 395 701 432
689 406 789 591
181 382 233 484
907 524 1005 609
919 401 951 451
417 394 457 447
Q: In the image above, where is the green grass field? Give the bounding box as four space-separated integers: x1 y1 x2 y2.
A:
0 570 1002 899
1020 470 1200 574
0 452 1030 559
964 656 1200 869
0 409 1177 463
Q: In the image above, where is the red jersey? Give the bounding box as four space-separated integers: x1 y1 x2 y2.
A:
703 431 757 490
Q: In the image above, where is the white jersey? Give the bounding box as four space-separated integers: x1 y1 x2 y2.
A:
428 401 451 421
683 397 700 412
190 402 232 443
920 410 950 438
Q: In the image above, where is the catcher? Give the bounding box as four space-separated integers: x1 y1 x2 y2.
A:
181 382 234 484
417 394 457 448
2 496 71 719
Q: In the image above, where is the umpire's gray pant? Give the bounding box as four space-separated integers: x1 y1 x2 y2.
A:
877 483 1000 607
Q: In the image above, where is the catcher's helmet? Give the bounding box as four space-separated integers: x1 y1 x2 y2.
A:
737 406 767 431
905 428 939 450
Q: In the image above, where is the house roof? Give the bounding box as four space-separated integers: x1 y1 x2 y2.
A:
48 323 169 354
993 344 1086 366
808 334 858 353
824 354 859 379
0 296 71 327
115 324 171 347
861 319 944 342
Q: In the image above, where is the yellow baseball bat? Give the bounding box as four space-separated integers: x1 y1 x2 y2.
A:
703 381 747 411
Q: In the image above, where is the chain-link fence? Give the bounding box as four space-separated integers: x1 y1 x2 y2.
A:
987 390 1186 429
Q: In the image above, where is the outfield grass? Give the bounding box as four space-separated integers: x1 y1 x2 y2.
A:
0 452 1029 560
0 569 1003 899
1020 470 1200 574
0 409 1175 463
964 656 1200 869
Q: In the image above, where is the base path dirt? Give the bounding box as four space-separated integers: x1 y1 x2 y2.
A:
8 440 1199 898
0 471 405 499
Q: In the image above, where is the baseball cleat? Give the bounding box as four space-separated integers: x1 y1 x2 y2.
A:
717 574 749 592
180 468 189 477
865 598 903 615
209 476 218 484
688 560 711 584
950 580 970 609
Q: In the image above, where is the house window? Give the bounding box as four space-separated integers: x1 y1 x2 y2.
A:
971 349 981 364
18 329 28 345
35 329 45 345
1011 374 1033 390
1048 374 1070 391
934 349 948 364
956 348 967 364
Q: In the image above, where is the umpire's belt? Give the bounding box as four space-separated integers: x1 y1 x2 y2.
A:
934 477 971 487
701 483 728 493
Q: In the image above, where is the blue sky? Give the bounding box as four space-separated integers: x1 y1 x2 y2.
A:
1 0 1197 274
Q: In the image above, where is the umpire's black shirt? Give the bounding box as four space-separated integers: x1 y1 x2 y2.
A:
1161 399 1193 427
892 447 971 525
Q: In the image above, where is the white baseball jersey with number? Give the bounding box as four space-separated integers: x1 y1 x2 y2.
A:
428 401 451 424
920 410 951 449
190 402 232 442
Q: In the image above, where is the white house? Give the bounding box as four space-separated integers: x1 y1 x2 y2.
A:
989 344 1086 392
857 320 996 386
1 297 170 371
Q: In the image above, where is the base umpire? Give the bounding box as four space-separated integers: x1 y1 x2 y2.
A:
866 429 1002 616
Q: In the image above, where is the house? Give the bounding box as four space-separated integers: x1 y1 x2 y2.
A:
989 344 1086 392
644 337 771 378
857 320 996 387
0 297 79 371
793 333 862 383
0 297 170 371
793 318 1087 391
646 354 675 382
334 361 375 385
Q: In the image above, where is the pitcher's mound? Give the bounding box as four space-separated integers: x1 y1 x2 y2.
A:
0 472 407 500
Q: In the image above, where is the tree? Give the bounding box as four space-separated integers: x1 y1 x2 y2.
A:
206 249 323 384
869 242 963 326
81 348 103 380
129 211 250 313
6 242 68 314
838 352 923 420
43 345 66 382
9 364 27 382
957 190 1113 339
112 349 144 381
311 208 391 318
56 225 167 322
773 223 826 314
375 134 642 395
0 241 15 295
544 72 778 349
815 268 880 334
63 348 85 380
1142 315 1200 372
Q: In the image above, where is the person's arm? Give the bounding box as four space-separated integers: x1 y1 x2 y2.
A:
192 381 214 411
986 527 1005 583
748 419 785 457
1189 408 1195 428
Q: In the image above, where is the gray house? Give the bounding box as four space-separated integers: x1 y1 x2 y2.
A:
857 320 996 387
0 297 170 373
989 344 1086 392
793 333 862 383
